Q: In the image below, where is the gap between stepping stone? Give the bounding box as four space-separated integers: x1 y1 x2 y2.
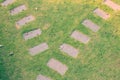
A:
1 0 15 6
93 8 110 20
23 29 42 40
47 58 68 75
71 30 90 44
60 43 79 58
36 74 52 80
10 5 27 15
16 15 35 29
104 0 120 11
82 19 100 32
29 43 49 56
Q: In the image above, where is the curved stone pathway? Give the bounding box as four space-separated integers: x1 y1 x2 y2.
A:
1 0 120 79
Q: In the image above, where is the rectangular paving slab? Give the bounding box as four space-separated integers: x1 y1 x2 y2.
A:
16 15 35 29
71 30 90 44
29 43 49 56
36 75 52 80
93 8 110 20
47 58 68 75
104 0 120 11
23 29 41 40
82 19 100 32
60 43 79 58
10 5 27 15
1 0 15 6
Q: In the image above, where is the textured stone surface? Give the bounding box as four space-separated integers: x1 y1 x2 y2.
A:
36 75 52 80
1 0 15 6
93 8 110 20
16 15 35 29
82 19 100 32
47 58 68 75
29 43 49 56
71 30 90 44
10 5 27 15
104 0 120 11
60 43 79 58
23 29 41 40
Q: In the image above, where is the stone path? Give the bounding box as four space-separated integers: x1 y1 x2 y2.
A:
10 5 27 15
71 30 90 44
36 74 52 80
1 0 120 79
23 29 42 40
93 8 110 20
60 43 79 58
47 58 68 75
1 0 15 6
82 19 100 32
29 43 49 56
104 0 120 11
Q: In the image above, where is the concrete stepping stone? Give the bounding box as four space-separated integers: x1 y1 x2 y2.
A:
82 19 100 32
93 8 110 20
71 30 90 44
23 29 41 40
1 0 15 6
47 58 68 75
16 15 35 29
104 0 120 11
29 43 49 56
60 43 79 58
10 5 27 15
36 75 52 80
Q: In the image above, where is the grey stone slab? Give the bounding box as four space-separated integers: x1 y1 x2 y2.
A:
93 8 110 20
82 19 100 32
36 75 52 80
71 30 90 44
47 58 68 75
104 0 120 11
29 43 49 56
16 15 35 29
60 43 79 58
10 5 27 15
23 29 41 40
1 0 15 6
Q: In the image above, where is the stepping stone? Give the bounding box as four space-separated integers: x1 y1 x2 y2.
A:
29 43 49 56
104 0 120 11
47 58 68 75
60 43 79 58
93 8 110 20
36 75 52 80
82 19 100 32
10 5 27 15
16 15 35 29
23 29 42 40
71 30 90 44
1 0 15 6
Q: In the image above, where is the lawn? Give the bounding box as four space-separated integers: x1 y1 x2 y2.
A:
0 0 120 80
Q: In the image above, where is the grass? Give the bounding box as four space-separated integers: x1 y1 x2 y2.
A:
0 0 120 80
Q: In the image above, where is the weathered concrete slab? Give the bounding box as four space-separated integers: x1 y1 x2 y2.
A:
60 43 79 58
93 8 110 20
82 19 100 32
23 29 41 40
29 43 49 56
1 0 15 6
16 15 35 29
10 5 27 15
104 0 120 11
36 75 52 80
71 30 90 44
47 58 68 75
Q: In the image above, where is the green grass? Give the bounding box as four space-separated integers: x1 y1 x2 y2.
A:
0 0 120 80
